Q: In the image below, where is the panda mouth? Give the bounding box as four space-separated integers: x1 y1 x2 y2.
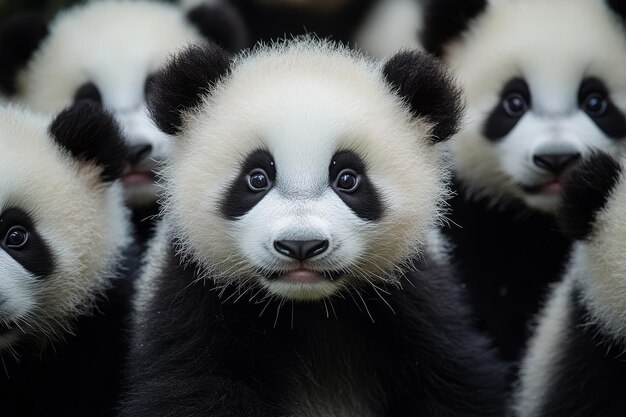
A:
267 268 343 283
521 179 563 195
122 167 156 187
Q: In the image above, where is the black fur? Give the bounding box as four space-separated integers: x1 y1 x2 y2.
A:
0 208 54 279
49 101 128 183
0 13 48 95
383 50 463 143
577 77 626 139
221 150 276 220
420 0 487 56
483 78 530 141
558 152 622 241
187 3 249 52
146 43 231 135
607 0 626 23
329 150 385 221
120 237 507 417
0 244 140 417
441 181 572 366
522 287 626 417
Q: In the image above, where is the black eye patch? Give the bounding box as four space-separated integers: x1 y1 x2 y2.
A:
329 151 384 221
73 82 102 105
578 77 626 139
220 150 276 220
0 208 54 278
483 77 531 141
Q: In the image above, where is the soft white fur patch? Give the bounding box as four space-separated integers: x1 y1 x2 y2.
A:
160 39 448 301
444 0 626 211
0 105 129 350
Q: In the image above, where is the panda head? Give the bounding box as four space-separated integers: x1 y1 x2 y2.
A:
556 152 626 340
0 102 129 351
148 39 462 301
0 0 247 208
421 0 626 213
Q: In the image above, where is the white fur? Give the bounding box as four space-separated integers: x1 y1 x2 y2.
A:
13 0 207 206
158 39 448 301
444 0 626 212
0 105 129 351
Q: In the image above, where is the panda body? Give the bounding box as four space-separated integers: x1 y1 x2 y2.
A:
514 153 626 417
0 103 134 417
421 0 626 363
0 0 247 242
121 40 506 416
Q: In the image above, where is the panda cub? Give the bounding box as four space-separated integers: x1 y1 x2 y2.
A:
514 153 626 416
0 0 247 241
420 0 626 363
121 40 506 417
0 102 131 416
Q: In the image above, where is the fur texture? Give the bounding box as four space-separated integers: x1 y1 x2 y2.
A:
121 39 506 416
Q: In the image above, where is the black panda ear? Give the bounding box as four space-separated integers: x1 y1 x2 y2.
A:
558 152 622 240
0 13 48 95
49 101 128 183
607 0 626 23
147 42 231 135
186 3 249 52
383 50 464 143
420 0 487 56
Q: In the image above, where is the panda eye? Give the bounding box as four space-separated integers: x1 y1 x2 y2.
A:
583 93 608 117
74 82 102 104
246 168 271 192
502 93 528 117
334 169 360 193
4 226 29 249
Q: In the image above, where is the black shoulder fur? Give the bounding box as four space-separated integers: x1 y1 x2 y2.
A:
49 101 128 183
383 50 464 143
186 3 249 52
146 43 231 135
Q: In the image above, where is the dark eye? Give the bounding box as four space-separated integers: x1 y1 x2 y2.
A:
4 226 29 249
74 82 102 104
246 168 271 192
583 93 608 117
502 93 528 117
335 169 360 193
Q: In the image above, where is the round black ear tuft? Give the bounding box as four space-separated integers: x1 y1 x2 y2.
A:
186 3 249 52
558 152 622 241
420 0 487 56
49 101 129 183
383 50 464 143
0 13 48 95
146 42 231 136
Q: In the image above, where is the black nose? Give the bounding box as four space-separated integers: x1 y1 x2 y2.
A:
128 143 152 165
274 240 329 261
533 153 580 174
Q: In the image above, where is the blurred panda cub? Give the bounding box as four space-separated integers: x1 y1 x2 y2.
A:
0 0 247 239
0 102 131 417
120 39 507 417
421 0 626 363
514 153 626 416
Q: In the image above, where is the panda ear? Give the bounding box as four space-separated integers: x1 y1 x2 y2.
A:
383 50 464 143
420 0 487 56
186 3 249 52
147 42 231 135
607 0 626 23
49 101 129 183
0 13 48 95
558 152 622 240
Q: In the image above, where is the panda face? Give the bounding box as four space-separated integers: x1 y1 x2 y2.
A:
16 1 205 207
163 42 447 301
445 0 626 212
0 106 128 350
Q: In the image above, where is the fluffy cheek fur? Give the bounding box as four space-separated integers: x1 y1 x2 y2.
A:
574 172 626 342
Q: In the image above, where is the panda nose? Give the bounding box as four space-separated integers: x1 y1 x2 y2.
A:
273 240 329 261
128 143 153 165
533 153 580 174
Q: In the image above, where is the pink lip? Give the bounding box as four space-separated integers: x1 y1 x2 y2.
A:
122 171 154 187
277 268 323 283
